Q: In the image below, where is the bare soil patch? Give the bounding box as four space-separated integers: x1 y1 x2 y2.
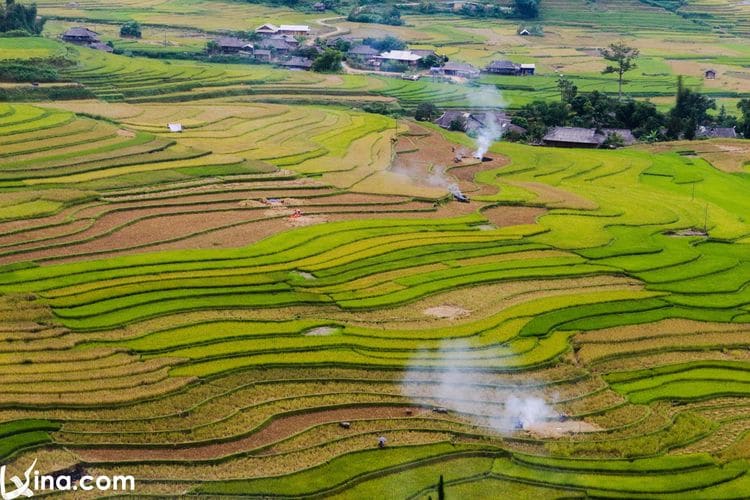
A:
303 326 338 336
74 405 427 462
393 122 508 198
116 129 136 138
482 205 547 227
423 305 470 320
524 419 601 439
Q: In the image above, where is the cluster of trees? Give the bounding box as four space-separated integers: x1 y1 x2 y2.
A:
347 4 403 25
514 0 539 18
410 0 539 19
0 0 45 35
512 74 750 142
119 21 141 38
311 48 342 72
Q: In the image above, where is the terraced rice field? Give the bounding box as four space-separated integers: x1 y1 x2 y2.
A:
1 82 750 498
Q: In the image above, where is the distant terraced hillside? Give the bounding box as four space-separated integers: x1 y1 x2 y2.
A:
638 0 750 36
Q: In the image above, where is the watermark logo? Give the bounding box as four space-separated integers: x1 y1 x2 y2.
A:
1 460 135 498
0 459 35 500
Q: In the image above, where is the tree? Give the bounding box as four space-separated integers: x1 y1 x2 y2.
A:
205 40 219 54
557 74 577 103
0 0 45 34
601 41 639 100
667 76 716 139
311 48 342 73
363 35 405 52
418 53 443 69
737 98 750 138
415 102 440 121
437 474 445 500
294 46 320 59
449 116 466 132
120 21 142 38
514 0 539 18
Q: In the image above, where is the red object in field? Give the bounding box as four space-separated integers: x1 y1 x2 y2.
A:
289 209 303 219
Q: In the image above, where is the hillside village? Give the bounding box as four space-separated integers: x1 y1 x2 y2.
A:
54 20 748 147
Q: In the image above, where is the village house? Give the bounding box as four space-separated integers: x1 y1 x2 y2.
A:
519 63 536 76
435 110 526 136
704 69 717 80
61 27 99 44
270 34 299 46
348 44 379 58
253 49 272 62
313 2 326 11
411 49 437 59
696 125 737 139
278 56 313 70
279 25 310 36
257 37 296 56
542 127 635 148
376 50 422 67
437 61 480 78
255 23 310 37
347 44 379 66
213 36 253 54
485 59 517 75
255 23 279 36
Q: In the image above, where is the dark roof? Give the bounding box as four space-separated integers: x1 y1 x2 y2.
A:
543 127 637 146
259 38 296 50
270 34 298 43
601 128 636 145
348 45 379 56
215 36 249 49
278 56 313 68
696 126 737 139
486 60 516 70
435 110 524 135
443 61 478 72
543 127 601 145
411 49 436 58
63 27 98 39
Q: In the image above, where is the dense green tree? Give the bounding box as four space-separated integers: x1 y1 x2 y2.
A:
667 76 715 139
311 48 342 72
205 40 219 54
120 21 141 38
737 98 750 138
363 35 405 52
0 0 45 34
514 0 539 18
415 102 440 121
449 116 466 131
557 74 577 103
418 53 443 69
601 41 639 99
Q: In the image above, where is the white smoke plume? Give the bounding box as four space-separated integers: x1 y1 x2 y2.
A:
469 85 507 159
401 340 559 434
391 162 452 188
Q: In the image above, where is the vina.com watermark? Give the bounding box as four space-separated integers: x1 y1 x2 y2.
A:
1 459 135 499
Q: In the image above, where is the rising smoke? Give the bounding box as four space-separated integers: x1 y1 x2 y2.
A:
401 340 559 433
469 85 507 159
391 161 465 198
